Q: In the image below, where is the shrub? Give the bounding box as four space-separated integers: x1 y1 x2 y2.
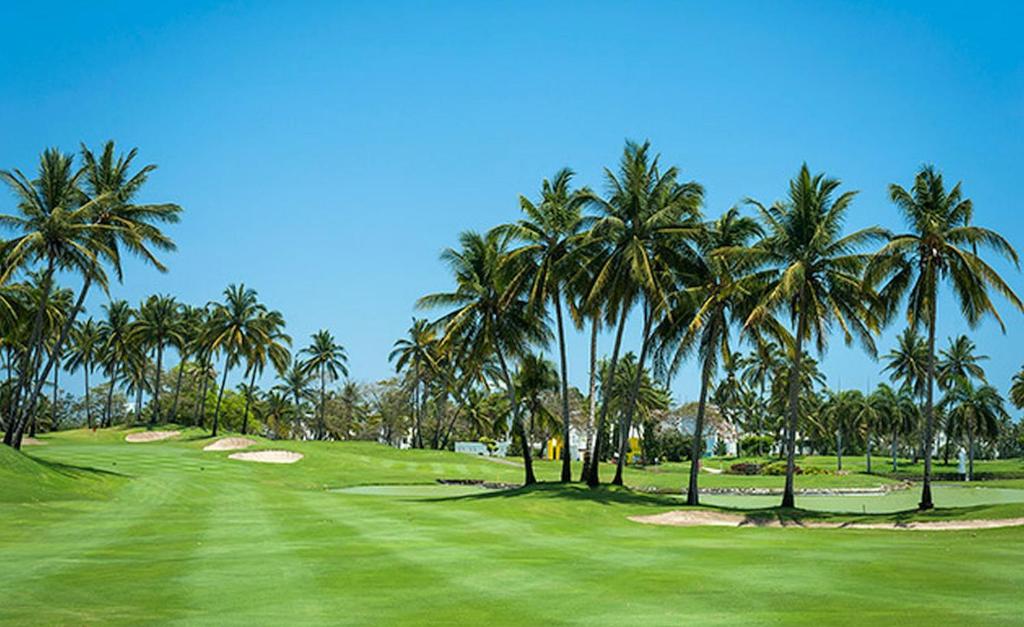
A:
728 462 762 475
740 435 774 455
660 431 694 462
764 461 802 475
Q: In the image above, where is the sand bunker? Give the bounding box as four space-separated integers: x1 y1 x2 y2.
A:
20 437 46 445
203 437 257 452
125 430 180 443
629 510 1024 531
228 450 303 464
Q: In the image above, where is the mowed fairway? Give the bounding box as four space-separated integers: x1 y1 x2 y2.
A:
2 431 1023 625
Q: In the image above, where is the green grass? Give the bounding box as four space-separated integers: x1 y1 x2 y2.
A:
2 429 1023 624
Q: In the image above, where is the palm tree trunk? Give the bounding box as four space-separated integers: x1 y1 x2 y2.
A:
967 426 974 482
150 344 163 426
51 357 59 429
104 371 118 428
84 362 92 429
413 361 422 448
19 274 91 438
494 345 536 485
892 426 898 472
586 305 629 487
920 292 937 510
612 310 654 485
553 291 572 483
6 262 55 449
319 366 326 440
212 362 230 437
866 427 872 474
242 369 256 435
758 378 766 456
170 355 187 422
686 357 714 505
836 428 843 471
580 319 599 482
781 299 808 509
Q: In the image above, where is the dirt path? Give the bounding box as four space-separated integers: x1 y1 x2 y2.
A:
629 510 1024 531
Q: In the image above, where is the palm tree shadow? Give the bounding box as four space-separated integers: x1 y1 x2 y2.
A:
420 483 681 507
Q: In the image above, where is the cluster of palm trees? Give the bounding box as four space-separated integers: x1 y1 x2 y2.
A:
1 142 354 447
411 140 1023 510
0 142 181 449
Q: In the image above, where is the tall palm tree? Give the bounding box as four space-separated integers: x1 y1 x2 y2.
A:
736 164 884 507
867 165 1023 509
389 318 437 448
883 328 929 399
300 329 348 440
130 295 183 426
582 141 703 486
64 318 102 428
16 142 180 440
502 168 589 482
240 310 291 435
937 335 988 390
98 300 134 428
169 304 202 422
740 335 784 455
418 229 550 485
204 284 271 437
941 381 1008 480
0 149 111 448
875 382 917 471
274 361 313 433
653 207 761 504
854 388 886 474
514 353 559 447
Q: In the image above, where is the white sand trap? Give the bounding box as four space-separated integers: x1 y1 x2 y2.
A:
21 437 46 445
125 430 180 443
203 437 257 451
629 510 1024 531
228 450 303 464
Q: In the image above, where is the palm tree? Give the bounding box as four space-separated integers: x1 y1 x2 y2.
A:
514 353 559 446
418 229 550 485
854 388 885 474
941 381 1008 480
64 318 102 428
867 165 1023 509
275 361 313 433
502 168 589 482
300 329 348 440
740 336 783 455
875 382 917 471
653 207 761 504
13 142 181 441
1011 367 1024 410
582 141 703 486
240 309 291 435
98 300 134 428
169 304 203 422
130 295 183 426
884 328 929 399
389 318 437 448
0 149 111 448
737 164 884 507
205 284 272 437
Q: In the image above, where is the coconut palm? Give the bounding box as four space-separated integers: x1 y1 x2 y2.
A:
866 165 1023 509
883 328 929 400
98 300 134 427
0 149 112 447
15 142 181 440
204 284 272 437
418 229 550 485
937 335 987 390
169 304 203 422
300 329 348 440
239 309 290 435
854 388 886 474
874 382 915 471
653 207 761 504
1012 367 1024 410
275 361 313 432
502 168 590 482
740 336 784 454
941 381 1008 480
582 141 703 486
736 164 884 507
514 353 560 446
64 318 102 428
389 318 438 448
130 295 183 426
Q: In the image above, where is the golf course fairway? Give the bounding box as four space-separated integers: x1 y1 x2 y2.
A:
2 429 1023 625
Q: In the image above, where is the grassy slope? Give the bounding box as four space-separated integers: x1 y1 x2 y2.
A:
1 430 1022 625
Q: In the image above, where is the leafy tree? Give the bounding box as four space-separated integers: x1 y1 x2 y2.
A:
867 165 1023 509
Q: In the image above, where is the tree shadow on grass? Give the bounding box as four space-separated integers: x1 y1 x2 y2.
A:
422 482 683 507
28 454 129 479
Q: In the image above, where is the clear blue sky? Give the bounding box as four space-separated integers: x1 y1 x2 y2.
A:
2 1 1022 406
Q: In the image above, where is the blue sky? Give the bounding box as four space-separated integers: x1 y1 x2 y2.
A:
2 1 1023 405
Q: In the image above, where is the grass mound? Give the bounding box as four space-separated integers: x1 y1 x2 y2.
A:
0 444 122 503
